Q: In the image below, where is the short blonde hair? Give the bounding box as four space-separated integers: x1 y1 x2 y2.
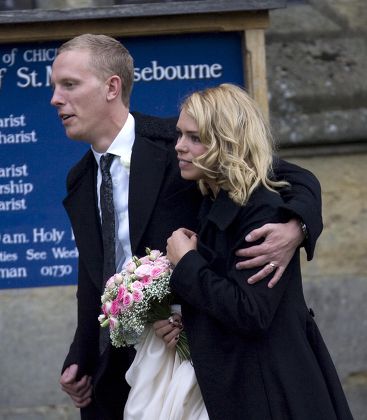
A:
58 34 134 107
181 83 288 205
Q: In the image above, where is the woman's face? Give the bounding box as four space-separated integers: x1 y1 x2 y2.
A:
175 109 208 181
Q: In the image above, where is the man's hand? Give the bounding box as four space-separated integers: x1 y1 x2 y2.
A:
235 219 304 288
153 313 183 349
60 364 93 408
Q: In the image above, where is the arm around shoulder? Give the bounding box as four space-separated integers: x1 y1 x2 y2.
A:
273 157 323 260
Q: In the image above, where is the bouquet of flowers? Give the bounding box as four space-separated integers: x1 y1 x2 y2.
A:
98 248 190 361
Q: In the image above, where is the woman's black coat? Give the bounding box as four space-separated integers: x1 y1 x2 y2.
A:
170 188 352 420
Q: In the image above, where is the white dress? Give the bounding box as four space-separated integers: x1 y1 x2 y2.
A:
123 311 209 420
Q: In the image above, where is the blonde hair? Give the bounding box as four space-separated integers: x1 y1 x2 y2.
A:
181 83 288 205
58 34 134 107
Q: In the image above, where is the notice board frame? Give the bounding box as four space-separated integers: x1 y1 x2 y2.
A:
0 1 283 119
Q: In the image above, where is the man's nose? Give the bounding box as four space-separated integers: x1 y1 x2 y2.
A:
50 87 64 107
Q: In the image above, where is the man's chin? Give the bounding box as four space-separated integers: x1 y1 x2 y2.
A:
65 129 84 141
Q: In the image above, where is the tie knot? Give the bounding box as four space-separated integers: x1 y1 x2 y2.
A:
100 153 115 172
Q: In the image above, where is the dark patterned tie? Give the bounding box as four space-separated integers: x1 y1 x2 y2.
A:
99 153 116 354
100 153 116 283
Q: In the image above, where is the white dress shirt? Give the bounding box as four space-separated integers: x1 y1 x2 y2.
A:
92 113 135 273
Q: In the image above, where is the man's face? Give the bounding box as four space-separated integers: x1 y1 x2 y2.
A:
50 49 109 143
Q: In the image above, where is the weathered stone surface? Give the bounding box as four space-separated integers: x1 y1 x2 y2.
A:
290 154 367 277
311 0 367 32
0 287 77 415
289 152 367 419
303 275 367 420
267 3 367 147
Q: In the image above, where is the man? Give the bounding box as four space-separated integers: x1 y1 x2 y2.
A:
50 34 322 420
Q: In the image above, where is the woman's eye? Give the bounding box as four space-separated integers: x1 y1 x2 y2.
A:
191 136 200 143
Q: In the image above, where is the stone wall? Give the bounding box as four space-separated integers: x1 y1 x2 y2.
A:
0 0 366 419
266 1 367 419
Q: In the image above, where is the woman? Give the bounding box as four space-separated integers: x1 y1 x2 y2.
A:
165 84 353 419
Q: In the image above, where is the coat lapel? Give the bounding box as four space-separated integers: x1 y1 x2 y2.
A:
128 135 168 254
63 151 104 291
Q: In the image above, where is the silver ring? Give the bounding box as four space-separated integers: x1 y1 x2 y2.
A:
269 262 276 270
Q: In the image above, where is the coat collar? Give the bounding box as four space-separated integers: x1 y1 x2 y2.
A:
128 133 169 254
202 189 242 231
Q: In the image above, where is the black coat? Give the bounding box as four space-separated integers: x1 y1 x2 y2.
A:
62 113 324 420
170 188 352 420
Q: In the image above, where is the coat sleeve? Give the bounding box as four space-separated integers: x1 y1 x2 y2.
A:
273 157 323 260
170 198 295 336
62 258 101 380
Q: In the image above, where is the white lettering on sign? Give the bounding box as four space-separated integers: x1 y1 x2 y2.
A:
0 180 33 195
0 130 37 144
0 164 28 178
0 198 27 211
0 232 29 244
32 228 65 245
23 48 57 63
0 267 27 279
134 61 223 82
0 251 18 262
52 247 79 259
0 114 26 128
26 249 47 260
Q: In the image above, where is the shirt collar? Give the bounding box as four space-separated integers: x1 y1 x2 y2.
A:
92 113 135 167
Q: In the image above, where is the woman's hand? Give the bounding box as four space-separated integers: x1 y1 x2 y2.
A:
166 228 197 266
153 313 183 349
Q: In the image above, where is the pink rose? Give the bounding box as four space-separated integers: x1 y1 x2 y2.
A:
156 256 170 266
109 316 119 329
141 276 153 286
151 265 165 278
138 256 151 265
132 289 144 303
106 276 116 289
123 292 133 307
135 264 152 278
117 285 127 301
125 260 137 273
110 299 120 316
102 301 112 315
131 280 143 290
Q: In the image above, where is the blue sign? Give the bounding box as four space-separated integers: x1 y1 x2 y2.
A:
0 32 243 289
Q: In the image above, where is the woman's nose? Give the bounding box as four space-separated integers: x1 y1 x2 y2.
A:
175 136 186 152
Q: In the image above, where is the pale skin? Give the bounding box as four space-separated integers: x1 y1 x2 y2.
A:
52 49 304 407
60 364 93 408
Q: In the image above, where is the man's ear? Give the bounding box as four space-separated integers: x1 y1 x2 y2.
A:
106 75 121 101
